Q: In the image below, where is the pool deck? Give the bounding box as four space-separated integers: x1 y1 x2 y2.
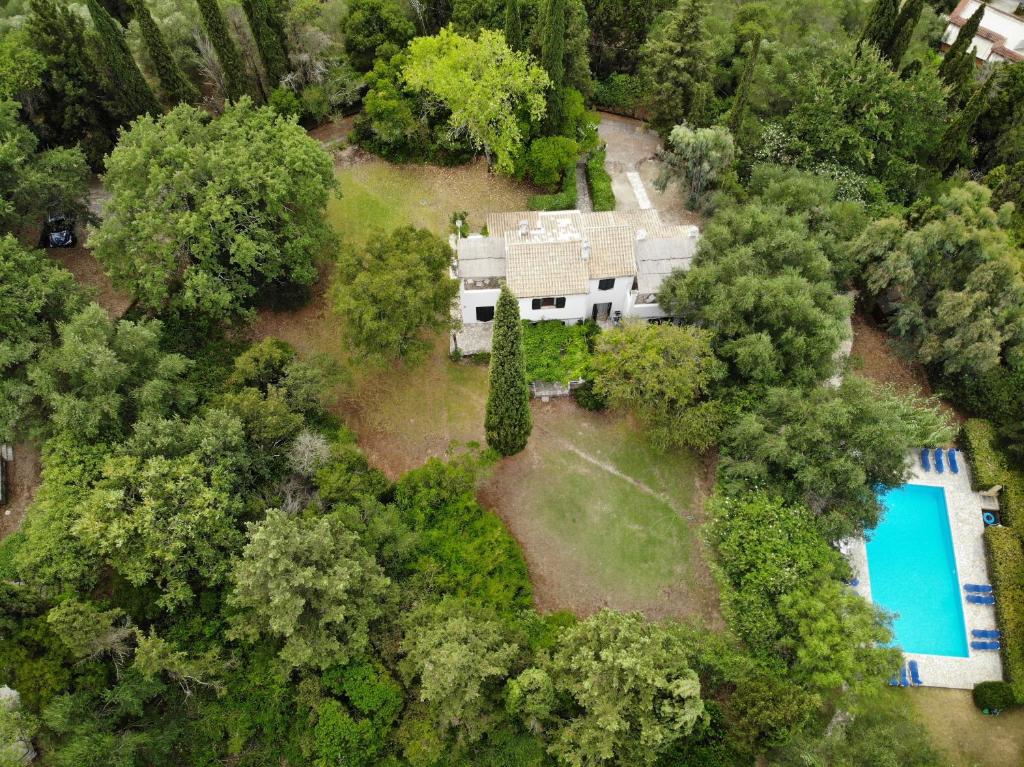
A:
841 452 1004 690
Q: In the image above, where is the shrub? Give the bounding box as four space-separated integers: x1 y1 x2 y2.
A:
586 147 615 212
520 321 591 383
973 680 1018 711
301 84 333 124
529 171 577 211
525 136 578 191
961 419 1023 527
571 379 607 411
592 73 643 116
268 86 301 118
984 525 1024 702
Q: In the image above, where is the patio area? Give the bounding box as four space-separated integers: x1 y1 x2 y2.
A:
842 451 1004 689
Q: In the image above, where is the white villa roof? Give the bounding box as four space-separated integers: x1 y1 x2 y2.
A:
456 236 506 278
635 228 700 294
506 239 589 297
944 0 1024 63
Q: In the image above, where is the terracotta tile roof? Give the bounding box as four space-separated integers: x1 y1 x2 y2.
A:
505 239 589 297
583 224 636 278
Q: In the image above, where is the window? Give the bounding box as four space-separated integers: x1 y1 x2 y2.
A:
531 297 566 310
598 278 615 291
475 305 494 322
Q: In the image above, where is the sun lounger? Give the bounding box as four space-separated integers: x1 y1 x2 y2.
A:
948 449 959 474
972 629 1001 639
908 660 922 686
966 594 996 605
971 640 1001 651
934 448 944 474
920 449 930 471
964 583 993 593
899 665 909 687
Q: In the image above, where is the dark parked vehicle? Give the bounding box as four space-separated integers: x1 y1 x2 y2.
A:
40 211 77 248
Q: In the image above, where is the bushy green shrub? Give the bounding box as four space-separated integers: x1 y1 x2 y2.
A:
592 73 643 116
268 86 301 118
586 147 615 211
521 321 591 383
571 379 607 411
525 136 578 190
984 525 1024 702
301 84 332 124
961 419 1023 527
529 171 577 211
973 680 1018 711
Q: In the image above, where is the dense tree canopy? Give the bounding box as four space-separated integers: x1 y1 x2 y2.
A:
92 99 337 320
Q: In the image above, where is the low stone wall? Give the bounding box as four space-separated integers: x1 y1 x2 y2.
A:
530 379 585 399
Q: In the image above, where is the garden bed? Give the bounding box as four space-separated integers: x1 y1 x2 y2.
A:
521 321 593 384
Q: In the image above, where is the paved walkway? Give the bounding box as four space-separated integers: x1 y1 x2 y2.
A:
575 159 592 212
842 453 1003 689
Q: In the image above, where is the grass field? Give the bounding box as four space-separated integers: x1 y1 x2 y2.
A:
905 687 1024 767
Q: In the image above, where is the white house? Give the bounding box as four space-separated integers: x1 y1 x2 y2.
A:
943 0 1024 64
452 209 699 353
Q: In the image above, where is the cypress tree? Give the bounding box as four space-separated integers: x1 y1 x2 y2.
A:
86 0 161 120
129 0 199 106
484 286 532 457
504 0 523 52
933 75 993 173
727 33 760 136
939 4 982 85
883 0 924 68
539 0 566 134
857 0 898 55
242 0 288 86
196 0 250 102
640 0 711 133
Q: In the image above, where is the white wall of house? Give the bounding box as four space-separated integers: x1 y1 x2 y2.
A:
519 294 588 322
459 287 501 325
584 276 632 320
624 291 669 320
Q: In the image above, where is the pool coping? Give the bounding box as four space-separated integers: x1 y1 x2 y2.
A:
840 452 1004 690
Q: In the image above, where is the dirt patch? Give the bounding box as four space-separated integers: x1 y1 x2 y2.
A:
308 116 355 147
850 313 963 426
1 442 41 541
479 399 722 624
48 236 132 320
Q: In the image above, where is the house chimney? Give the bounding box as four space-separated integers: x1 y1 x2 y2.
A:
581 240 590 260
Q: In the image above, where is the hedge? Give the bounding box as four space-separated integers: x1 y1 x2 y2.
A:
961 419 1023 527
529 169 577 211
586 147 615 212
521 321 591 383
984 525 1024 702
592 73 643 117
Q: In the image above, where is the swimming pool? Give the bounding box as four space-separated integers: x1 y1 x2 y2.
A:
866 484 968 658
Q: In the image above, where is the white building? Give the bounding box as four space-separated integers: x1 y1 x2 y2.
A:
943 0 1024 65
452 209 699 353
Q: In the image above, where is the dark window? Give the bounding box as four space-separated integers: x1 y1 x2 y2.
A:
541 297 556 308
475 305 494 322
598 278 615 291
532 299 541 310
532 297 567 310
555 297 566 308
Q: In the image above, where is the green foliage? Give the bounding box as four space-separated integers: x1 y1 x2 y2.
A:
195 0 249 101
242 0 289 86
585 147 615 211
332 226 459 363
520 610 707 767
883 0 925 68
128 0 198 106
585 0 673 78
524 136 578 190
0 29 45 100
85 0 161 121
592 73 643 115
640 0 712 133
973 680 1019 711
504 0 523 51
344 0 414 72
93 99 337 321
854 183 1024 377
538 0 566 131
227 509 390 670
0 236 84 442
485 286 532 456
404 28 550 174
720 376 953 538
984 525 1024 701
656 123 736 209
938 3 982 89
857 0 898 56
960 419 1024 526
520 320 590 383
933 76 994 173
528 168 577 210
592 323 726 452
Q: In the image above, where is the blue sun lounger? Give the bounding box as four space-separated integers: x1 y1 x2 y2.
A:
934 448 944 474
948 449 959 474
966 594 996 605
908 660 922 686
972 629 1001 639
899 665 910 687
964 583 993 593
920 449 930 471
971 640 1001 651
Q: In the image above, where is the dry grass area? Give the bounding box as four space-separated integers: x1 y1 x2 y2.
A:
849 312 963 427
0 442 41 541
908 687 1024 767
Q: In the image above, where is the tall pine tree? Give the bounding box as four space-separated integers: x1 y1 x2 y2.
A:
242 0 288 87
504 0 523 52
882 0 924 68
857 0 898 55
130 0 198 105
196 0 250 102
484 286 532 456
539 0 566 134
727 33 760 136
939 4 982 85
933 75 993 172
86 0 162 120
639 0 711 134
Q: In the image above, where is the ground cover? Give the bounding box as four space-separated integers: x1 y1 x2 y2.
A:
521 320 592 383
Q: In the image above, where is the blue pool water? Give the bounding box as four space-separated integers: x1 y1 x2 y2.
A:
866 484 968 657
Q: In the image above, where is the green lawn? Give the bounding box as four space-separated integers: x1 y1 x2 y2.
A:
904 687 1024 767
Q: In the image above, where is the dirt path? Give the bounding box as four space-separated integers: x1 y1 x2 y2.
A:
1 442 41 541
